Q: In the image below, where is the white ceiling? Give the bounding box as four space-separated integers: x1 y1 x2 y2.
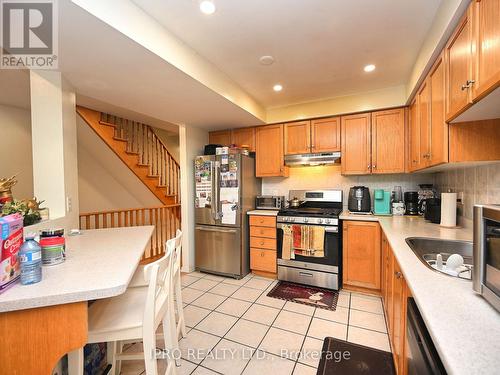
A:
133 0 442 108
57 0 264 131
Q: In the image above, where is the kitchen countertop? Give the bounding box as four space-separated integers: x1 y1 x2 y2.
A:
0 226 154 313
247 209 279 216
342 215 500 375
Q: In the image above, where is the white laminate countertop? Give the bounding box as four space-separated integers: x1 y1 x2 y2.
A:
247 210 279 216
341 215 500 375
0 226 154 313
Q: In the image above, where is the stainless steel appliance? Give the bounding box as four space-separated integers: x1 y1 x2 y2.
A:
473 204 500 312
284 152 341 167
406 298 446 375
276 190 342 290
255 195 284 210
348 186 371 213
194 153 261 278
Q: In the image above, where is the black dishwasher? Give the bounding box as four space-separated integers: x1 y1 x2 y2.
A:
406 298 447 375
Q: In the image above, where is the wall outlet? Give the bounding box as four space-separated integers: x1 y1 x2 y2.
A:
66 196 72 212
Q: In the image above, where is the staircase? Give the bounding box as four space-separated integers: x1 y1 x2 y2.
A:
77 106 180 205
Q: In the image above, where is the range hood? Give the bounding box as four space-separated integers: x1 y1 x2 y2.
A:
284 152 341 167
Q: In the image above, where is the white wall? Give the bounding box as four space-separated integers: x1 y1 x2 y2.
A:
262 165 435 209
154 127 180 162
179 124 208 272
77 115 161 212
28 71 80 232
0 104 33 200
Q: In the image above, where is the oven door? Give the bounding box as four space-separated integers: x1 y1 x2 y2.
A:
276 222 341 268
483 213 500 311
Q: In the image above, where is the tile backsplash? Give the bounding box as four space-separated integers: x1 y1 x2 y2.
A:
434 162 500 220
261 165 435 209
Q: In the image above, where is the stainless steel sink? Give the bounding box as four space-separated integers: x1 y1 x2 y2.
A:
405 237 473 280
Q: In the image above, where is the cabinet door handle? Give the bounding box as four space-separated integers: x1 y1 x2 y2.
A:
261 252 265 257
461 80 475 90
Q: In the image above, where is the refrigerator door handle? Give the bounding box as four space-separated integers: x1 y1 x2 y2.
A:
195 226 237 234
214 161 221 220
210 161 217 221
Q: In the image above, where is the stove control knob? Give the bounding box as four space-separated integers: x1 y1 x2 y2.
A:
324 218 330 224
303 218 309 223
289 217 295 222
283 217 288 222
317 218 323 224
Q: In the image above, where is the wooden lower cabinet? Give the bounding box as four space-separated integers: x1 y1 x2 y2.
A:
381 233 409 375
342 221 381 291
249 215 277 278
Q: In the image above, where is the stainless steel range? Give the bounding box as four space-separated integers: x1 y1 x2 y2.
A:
277 190 342 290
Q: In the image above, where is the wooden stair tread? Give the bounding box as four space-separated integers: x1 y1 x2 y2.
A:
77 106 180 206
99 121 116 127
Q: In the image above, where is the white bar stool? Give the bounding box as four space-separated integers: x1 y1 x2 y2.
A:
69 236 179 375
129 230 186 339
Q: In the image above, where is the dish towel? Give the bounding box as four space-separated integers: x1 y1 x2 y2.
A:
281 225 293 260
310 226 325 257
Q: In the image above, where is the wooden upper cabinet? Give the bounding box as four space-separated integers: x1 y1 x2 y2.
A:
445 4 473 121
311 117 341 153
231 127 255 152
342 221 381 290
284 121 311 155
341 113 371 175
255 124 288 177
371 108 405 174
418 80 431 169
429 53 449 167
408 98 420 172
209 130 231 146
472 0 500 101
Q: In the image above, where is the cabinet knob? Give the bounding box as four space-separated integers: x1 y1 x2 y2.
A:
261 252 265 257
367 164 371 169
260 241 265 246
373 165 377 169
395 271 403 279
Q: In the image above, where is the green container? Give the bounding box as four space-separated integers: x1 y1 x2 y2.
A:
374 190 391 215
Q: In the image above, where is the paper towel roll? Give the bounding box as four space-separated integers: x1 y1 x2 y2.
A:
440 192 457 227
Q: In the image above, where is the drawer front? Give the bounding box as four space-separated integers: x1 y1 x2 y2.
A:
249 215 276 227
250 248 277 273
250 226 276 239
278 266 339 290
250 236 276 250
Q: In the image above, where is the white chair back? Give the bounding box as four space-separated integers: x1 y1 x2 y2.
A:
173 229 182 274
143 241 175 331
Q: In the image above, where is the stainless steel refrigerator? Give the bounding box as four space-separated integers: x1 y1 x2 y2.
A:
194 153 261 278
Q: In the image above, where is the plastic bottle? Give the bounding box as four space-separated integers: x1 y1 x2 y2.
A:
19 234 42 285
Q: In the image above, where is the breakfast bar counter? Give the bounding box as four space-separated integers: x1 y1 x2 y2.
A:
0 226 154 375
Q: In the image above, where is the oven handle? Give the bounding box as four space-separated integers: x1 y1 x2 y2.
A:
277 223 338 233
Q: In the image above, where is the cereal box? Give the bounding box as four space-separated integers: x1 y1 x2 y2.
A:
0 213 23 293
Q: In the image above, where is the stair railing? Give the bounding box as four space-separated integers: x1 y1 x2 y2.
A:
99 113 180 202
79 204 181 261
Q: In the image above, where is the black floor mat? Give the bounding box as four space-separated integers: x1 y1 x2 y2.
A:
316 337 395 375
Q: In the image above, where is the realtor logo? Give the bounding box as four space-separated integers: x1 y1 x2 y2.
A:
1 0 58 69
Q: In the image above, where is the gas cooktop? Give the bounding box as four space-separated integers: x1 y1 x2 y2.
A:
278 207 342 218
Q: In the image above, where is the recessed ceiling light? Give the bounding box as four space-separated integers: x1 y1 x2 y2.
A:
199 0 216 15
273 84 283 92
259 55 275 65
364 64 376 72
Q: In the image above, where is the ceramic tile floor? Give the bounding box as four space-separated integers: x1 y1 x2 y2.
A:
120 272 390 375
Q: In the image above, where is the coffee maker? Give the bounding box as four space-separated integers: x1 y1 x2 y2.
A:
404 191 419 216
